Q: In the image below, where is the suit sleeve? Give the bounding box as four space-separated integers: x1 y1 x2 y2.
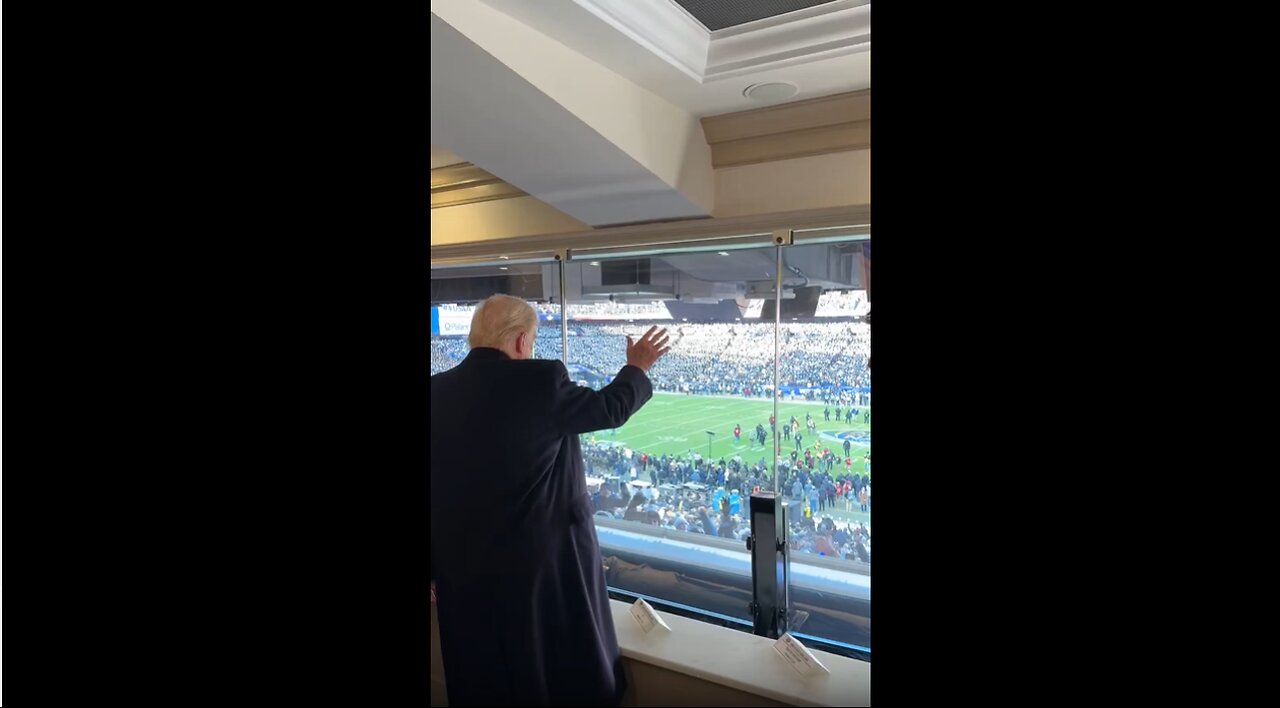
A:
550 360 653 435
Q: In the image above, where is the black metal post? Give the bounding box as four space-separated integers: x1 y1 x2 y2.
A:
746 492 790 638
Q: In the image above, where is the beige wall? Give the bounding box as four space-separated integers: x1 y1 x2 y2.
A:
620 661 789 707
430 149 869 246
430 195 588 247
430 603 790 707
714 149 869 218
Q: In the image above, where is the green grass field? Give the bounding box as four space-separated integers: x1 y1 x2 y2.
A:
585 392 872 525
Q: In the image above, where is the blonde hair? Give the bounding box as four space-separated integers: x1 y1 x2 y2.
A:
468 294 537 350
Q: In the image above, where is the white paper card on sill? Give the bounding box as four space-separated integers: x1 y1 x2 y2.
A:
774 633 830 677
629 598 671 635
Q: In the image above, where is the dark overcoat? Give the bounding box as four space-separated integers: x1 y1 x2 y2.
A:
431 347 652 706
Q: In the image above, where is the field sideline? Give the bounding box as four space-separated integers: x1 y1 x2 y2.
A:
585 392 871 522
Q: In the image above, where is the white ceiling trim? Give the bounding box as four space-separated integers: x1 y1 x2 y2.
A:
704 1 870 81
569 0 709 81
571 0 869 85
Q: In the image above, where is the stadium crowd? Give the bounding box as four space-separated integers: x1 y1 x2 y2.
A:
432 320 869 402
430 305 873 564
580 440 871 564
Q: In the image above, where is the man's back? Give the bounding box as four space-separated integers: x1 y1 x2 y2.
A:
432 354 572 574
430 346 655 707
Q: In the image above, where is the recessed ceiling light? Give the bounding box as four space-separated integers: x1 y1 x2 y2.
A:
589 261 600 266
743 82 798 102
499 256 509 260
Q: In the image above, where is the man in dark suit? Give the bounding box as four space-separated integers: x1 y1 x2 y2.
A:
431 294 670 707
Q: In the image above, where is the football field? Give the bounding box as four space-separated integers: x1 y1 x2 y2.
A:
586 392 872 525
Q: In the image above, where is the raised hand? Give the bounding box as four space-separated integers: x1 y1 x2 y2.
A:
625 325 671 373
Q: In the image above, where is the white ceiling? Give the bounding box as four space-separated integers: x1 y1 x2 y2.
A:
479 0 869 117
430 0 868 230
431 11 710 226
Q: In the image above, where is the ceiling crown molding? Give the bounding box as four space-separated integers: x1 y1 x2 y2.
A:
700 90 869 167
569 0 709 81
430 162 527 208
571 0 869 85
704 1 870 81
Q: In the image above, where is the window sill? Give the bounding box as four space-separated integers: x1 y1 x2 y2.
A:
610 599 869 707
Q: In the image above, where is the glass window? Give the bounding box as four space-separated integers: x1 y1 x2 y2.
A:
429 261 560 374
429 231 870 657
776 235 870 653
562 243 780 628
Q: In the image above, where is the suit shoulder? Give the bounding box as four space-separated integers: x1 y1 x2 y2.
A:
431 366 463 380
430 367 458 392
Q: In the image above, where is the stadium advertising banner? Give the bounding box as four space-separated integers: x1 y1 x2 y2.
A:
436 308 471 336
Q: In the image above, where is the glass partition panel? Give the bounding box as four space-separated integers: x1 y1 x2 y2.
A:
563 243 780 627
429 261 560 373
774 234 871 653
428 231 870 657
